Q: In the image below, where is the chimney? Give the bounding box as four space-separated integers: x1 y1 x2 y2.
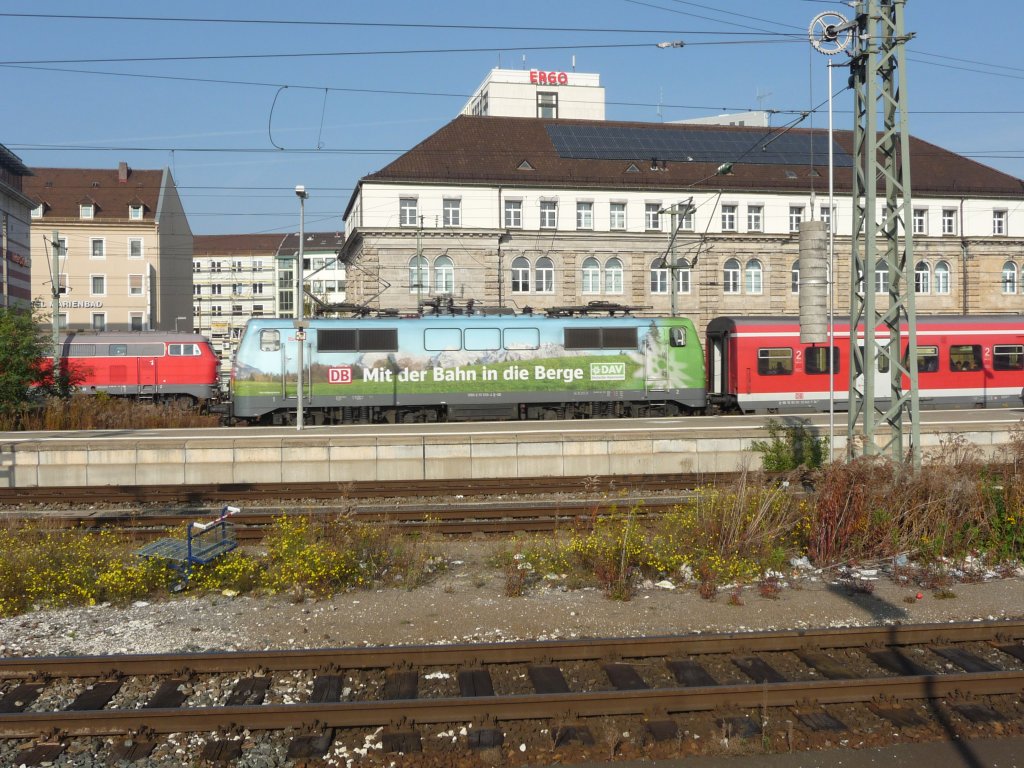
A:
118 162 130 184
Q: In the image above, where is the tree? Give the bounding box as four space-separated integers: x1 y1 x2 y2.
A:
0 308 50 416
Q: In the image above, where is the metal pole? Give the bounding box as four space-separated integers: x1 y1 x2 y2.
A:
51 230 61 389
669 207 678 318
295 187 308 431
827 63 835 462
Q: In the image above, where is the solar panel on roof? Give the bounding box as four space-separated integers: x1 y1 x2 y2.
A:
545 124 852 167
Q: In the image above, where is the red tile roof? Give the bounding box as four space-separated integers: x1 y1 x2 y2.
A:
24 165 164 219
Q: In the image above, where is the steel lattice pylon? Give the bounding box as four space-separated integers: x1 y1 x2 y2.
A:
848 0 921 467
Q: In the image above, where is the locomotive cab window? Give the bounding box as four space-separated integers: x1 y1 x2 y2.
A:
260 329 281 352
109 344 128 356
169 343 200 356
757 348 793 375
564 327 638 350
949 344 982 371
805 346 839 374
669 327 686 347
993 344 1024 371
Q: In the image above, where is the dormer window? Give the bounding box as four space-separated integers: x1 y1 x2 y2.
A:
80 203 95 219
31 204 43 219
129 204 144 220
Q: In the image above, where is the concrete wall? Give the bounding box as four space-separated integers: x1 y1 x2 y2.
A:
1 424 1014 488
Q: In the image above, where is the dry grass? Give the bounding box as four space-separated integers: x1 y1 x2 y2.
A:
0 394 220 431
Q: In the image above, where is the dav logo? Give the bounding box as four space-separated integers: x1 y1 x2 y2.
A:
590 362 626 381
328 366 353 384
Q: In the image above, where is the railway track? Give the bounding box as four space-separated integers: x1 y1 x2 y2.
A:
1 620 1022 764
0 496 695 538
0 472 745 507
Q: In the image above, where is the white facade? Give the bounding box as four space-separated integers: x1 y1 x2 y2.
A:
676 110 771 127
461 68 605 120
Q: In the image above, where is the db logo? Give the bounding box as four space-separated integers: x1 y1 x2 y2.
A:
328 366 352 384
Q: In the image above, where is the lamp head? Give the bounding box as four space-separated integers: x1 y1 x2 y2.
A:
295 185 308 199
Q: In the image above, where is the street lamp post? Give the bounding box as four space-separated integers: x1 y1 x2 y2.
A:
295 185 308 431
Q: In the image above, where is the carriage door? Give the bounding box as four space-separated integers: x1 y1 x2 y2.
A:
854 338 891 404
140 345 157 397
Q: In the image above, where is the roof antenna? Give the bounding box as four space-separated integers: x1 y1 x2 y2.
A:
522 54 527 70
657 87 663 122
572 54 576 72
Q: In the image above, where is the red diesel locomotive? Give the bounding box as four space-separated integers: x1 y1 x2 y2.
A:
706 315 1024 414
52 331 220 406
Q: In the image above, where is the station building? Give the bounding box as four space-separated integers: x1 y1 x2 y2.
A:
340 113 1024 334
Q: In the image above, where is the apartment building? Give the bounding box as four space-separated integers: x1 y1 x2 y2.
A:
0 143 33 309
25 162 192 331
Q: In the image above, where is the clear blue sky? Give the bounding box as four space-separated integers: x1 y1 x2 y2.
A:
3 1 1021 236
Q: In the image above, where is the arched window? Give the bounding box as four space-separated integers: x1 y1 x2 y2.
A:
582 257 601 293
433 255 454 293
604 257 623 294
875 260 888 294
745 259 763 295
723 258 740 294
914 261 930 294
934 261 951 295
535 257 554 293
1002 261 1018 294
675 258 691 294
650 257 668 294
408 255 428 294
791 260 800 294
511 256 530 293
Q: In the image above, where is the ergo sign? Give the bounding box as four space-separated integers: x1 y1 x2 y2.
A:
530 70 569 85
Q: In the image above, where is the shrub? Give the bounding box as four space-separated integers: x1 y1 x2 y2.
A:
751 418 827 472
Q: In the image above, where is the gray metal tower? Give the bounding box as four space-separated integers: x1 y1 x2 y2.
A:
811 1 921 467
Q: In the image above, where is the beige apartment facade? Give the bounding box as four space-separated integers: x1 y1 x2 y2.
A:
0 143 34 310
26 162 193 332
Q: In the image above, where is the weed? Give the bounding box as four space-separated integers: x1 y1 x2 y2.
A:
757 576 782 600
728 587 745 606
750 418 827 472
934 588 957 600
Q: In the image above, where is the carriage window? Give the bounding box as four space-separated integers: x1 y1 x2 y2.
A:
504 327 540 350
993 344 1024 371
67 344 97 357
602 327 639 349
108 344 128 356
464 328 501 351
757 348 793 375
424 328 462 351
168 344 182 356
805 346 839 375
318 328 398 352
318 329 356 352
564 327 638 350
949 344 982 371
357 329 399 352
912 345 939 373
260 329 281 352
134 343 165 356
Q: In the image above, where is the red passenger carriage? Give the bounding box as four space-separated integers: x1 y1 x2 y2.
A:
705 316 1024 414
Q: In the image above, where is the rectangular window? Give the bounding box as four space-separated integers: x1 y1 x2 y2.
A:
232 259 244 272
253 260 263 272
80 204 94 219
193 261 201 273
993 344 1024 371
504 199 522 228
805 347 839 374
576 201 593 230
443 198 461 227
757 348 793 376
540 200 558 229
721 204 737 232
129 204 143 220
789 206 804 233
194 284 202 295
424 328 462 351
91 275 106 295
91 313 105 331
949 344 983 371
58 313 67 329
609 202 626 230
252 305 264 316
645 203 661 231
914 345 939 373
211 284 222 295
318 328 398 352
993 210 1007 236
563 327 638 350
90 238 105 259
130 313 143 332
820 205 834 232
210 261 222 273
399 197 418 226
747 205 763 232
232 304 243 315
912 208 927 235
252 283 264 295
128 238 143 259
942 209 957 235
129 274 143 296
503 327 539 350
465 328 501 351
31 205 43 219
537 92 557 118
